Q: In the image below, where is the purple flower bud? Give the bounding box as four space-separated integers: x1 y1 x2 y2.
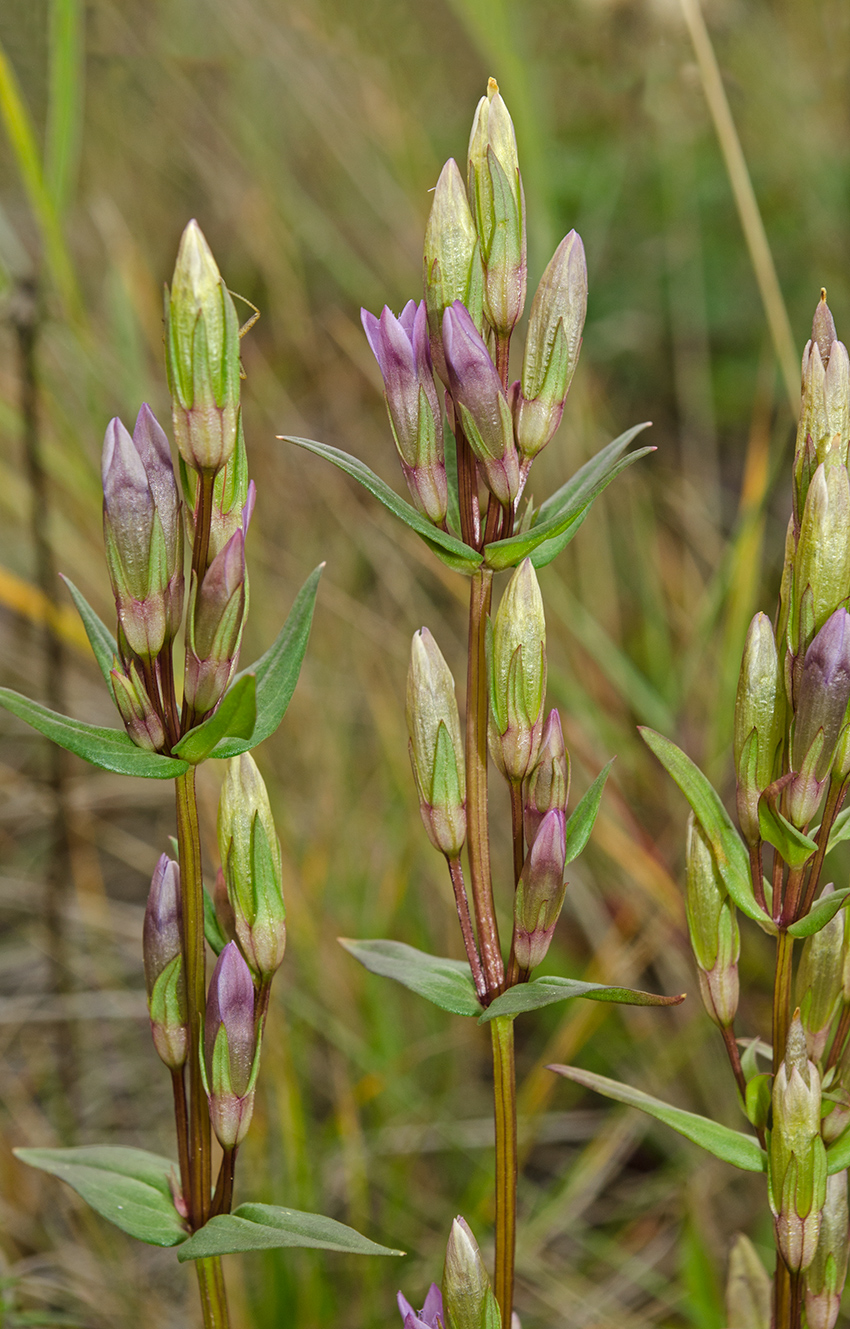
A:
513 808 567 972
788 609 850 825
143 856 188 1069
362 301 448 526
111 659 166 752
523 708 570 844
184 530 247 717
397 1284 444 1329
203 941 259 1149
442 302 519 507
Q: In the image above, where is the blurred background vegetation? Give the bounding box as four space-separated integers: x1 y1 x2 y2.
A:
0 0 848 1323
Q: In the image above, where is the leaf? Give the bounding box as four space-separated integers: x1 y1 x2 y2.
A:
564 759 615 864
211 563 323 759
172 675 257 765
14 1145 186 1246
203 887 227 955
0 687 188 779
639 727 772 930
479 975 684 1023
283 437 482 574
339 938 480 1018
483 424 653 570
60 575 117 695
826 1126 850 1175
177 1202 404 1261
744 1074 772 1131
827 808 850 854
787 887 850 938
548 1064 766 1173
758 795 817 870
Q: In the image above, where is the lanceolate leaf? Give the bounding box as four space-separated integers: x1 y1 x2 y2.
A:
825 1127 850 1175
61 575 117 695
564 759 615 864
0 688 188 779
479 975 684 1023
211 563 323 759
173 675 257 764
639 727 772 930
15 1145 186 1246
339 938 480 1018
282 437 482 574
203 887 228 955
827 808 850 854
548 1064 766 1173
177 1203 404 1261
758 795 817 870
788 887 850 938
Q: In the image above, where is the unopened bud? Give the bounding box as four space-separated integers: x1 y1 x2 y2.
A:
787 609 850 825
685 815 739 1028
733 612 785 844
442 1216 500 1329
488 559 546 782
791 462 850 664
513 807 567 971
184 530 247 717
203 941 260 1149
523 708 569 845
143 855 188 1069
423 159 484 385
111 659 166 752
442 302 519 507
804 1170 850 1329
769 1011 828 1272
514 232 587 459
467 79 526 337
795 292 850 517
218 754 286 981
361 301 447 525
795 885 844 1061
725 1233 771 1329
406 628 466 858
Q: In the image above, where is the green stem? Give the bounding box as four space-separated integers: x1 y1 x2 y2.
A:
773 929 794 1077
826 1001 850 1073
798 776 846 921
774 1256 791 1329
447 856 487 1003
171 1067 191 1215
491 1015 517 1327
195 1257 230 1328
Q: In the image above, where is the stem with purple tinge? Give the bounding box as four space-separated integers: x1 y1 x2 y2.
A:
491 1014 517 1326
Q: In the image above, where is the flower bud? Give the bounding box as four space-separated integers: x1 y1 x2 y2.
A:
791 462 850 665
218 754 286 981
804 1170 850 1329
203 941 260 1149
794 292 850 518
725 1233 771 1329
397 1285 444 1329
466 79 526 337
111 659 166 753
488 559 546 782
733 612 785 844
685 815 740 1028
514 232 587 460
214 866 237 946
143 855 188 1070
442 302 519 507
165 220 241 475
406 629 466 858
184 530 247 717
183 416 253 560
442 1217 499 1329
795 885 844 1061
523 708 569 845
513 808 567 971
768 1011 828 1272
423 158 485 385
787 609 850 825
361 301 448 525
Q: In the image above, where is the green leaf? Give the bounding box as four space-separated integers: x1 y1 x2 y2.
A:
827 807 850 854
758 795 817 870
0 687 188 779
744 1074 772 1131
639 727 773 930
203 887 227 955
548 1064 766 1173
339 938 480 1018
172 675 257 764
211 563 323 758
283 437 482 574
826 1126 850 1175
483 425 653 570
14 1145 186 1246
564 759 615 864
479 975 684 1023
60 575 117 695
177 1203 404 1261
787 887 850 938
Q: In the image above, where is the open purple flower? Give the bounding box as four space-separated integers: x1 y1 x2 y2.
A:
397 1283 444 1329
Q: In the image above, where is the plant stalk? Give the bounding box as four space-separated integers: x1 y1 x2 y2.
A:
773 928 794 1076
195 1257 231 1328
491 1014 517 1327
448 856 487 1002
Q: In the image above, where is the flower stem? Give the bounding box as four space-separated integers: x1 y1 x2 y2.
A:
171 1067 191 1213
447 856 487 1003
195 1257 231 1328
773 928 794 1076
491 1014 517 1326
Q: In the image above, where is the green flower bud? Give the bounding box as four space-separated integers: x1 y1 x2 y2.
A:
513 808 567 971
111 659 166 753
423 159 485 386
790 460 850 665
218 753 286 981
733 612 785 844
165 220 242 475
768 1012 828 1272
685 815 739 1028
442 1217 501 1329
725 1234 771 1329
488 558 547 782
795 885 844 1061
406 628 466 858
143 856 188 1070
467 79 526 337
804 1170 849 1329
523 707 570 844
794 292 850 518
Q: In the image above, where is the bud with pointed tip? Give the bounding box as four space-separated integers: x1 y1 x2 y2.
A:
488 559 547 782
513 807 567 971
795 292 850 518
361 301 447 525
514 232 587 460
111 658 166 752
406 629 466 858
442 302 519 507
795 885 844 1061
467 79 526 337
143 855 188 1070
725 1233 771 1329
423 158 485 386
768 1012 828 1272
804 1170 850 1329
202 941 260 1149
790 462 850 671
442 1217 501 1329
218 754 286 981
184 530 247 717
787 609 850 826
685 815 740 1028
733 612 785 844
397 1284 444 1329
165 220 242 475
523 708 569 845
